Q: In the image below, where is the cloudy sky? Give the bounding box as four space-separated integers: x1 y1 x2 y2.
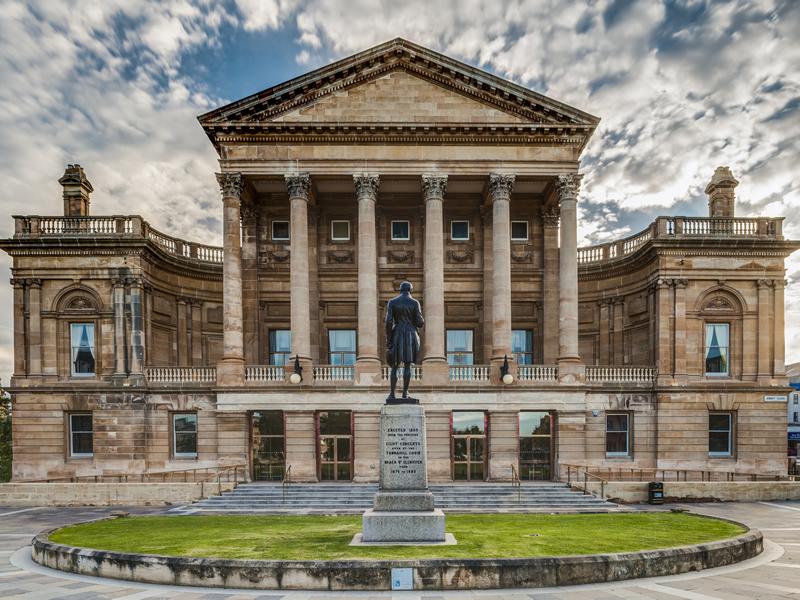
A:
0 0 798 383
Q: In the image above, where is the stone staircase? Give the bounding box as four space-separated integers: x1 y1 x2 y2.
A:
172 482 621 514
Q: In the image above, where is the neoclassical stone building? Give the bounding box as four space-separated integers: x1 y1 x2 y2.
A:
3 39 798 483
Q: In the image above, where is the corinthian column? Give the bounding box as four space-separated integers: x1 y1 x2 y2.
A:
216 172 245 386
421 174 448 385
354 173 381 383
488 173 515 381
286 173 312 373
555 174 583 381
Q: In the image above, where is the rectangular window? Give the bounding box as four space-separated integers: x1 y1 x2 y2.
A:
269 329 291 366
446 329 473 365
705 323 730 376
70 323 96 376
512 329 533 365
450 220 469 241
511 221 529 241
69 413 93 457
709 412 733 456
391 220 410 241
272 220 289 241
605 413 630 456
794 411 798 423
328 330 356 365
173 413 198 458
331 220 350 241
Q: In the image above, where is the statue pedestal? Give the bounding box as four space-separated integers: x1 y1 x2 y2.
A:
356 403 451 544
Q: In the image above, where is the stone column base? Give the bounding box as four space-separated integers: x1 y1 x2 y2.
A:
216 358 245 386
421 359 449 385
355 358 382 385
557 361 585 384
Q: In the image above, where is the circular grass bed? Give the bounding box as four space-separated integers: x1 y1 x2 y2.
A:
49 513 745 561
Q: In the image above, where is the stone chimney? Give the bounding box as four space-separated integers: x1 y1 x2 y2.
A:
59 164 93 216
704 166 738 218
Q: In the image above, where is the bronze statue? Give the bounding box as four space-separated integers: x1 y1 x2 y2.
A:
385 281 424 402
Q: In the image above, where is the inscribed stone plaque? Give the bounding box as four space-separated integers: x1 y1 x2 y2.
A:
379 404 427 491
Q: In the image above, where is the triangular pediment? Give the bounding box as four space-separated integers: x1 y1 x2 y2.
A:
271 69 528 125
199 38 599 150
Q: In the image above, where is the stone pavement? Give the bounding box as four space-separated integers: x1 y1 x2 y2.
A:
0 501 798 599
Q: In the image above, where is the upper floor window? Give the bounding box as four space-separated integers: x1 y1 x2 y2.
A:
173 413 198 458
709 412 733 457
447 329 473 365
705 323 730 376
391 220 410 241
272 220 289 241
450 220 469 241
70 323 95 376
328 330 356 365
269 330 291 366
331 220 350 241
606 413 630 457
511 221 529 241
69 413 93 457
512 329 533 365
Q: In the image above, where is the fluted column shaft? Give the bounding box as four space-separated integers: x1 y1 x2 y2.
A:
216 172 245 385
489 173 515 367
128 277 145 377
556 174 581 365
354 174 380 380
421 175 447 369
11 279 26 376
287 173 312 364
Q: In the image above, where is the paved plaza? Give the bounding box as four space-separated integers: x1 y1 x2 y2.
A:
0 502 798 599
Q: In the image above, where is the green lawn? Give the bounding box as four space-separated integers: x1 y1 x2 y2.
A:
49 513 744 561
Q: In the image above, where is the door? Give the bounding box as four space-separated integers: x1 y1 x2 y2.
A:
317 410 353 481
451 411 487 481
251 411 285 481
519 411 553 481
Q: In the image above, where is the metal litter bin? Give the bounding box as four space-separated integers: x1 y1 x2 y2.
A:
648 481 664 505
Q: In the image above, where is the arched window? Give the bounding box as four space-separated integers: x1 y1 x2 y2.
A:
55 287 103 378
696 288 744 379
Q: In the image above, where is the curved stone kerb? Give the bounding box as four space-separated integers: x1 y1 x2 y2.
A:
32 521 762 591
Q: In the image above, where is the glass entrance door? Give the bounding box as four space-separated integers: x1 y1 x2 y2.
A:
317 410 353 481
251 411 285 481
519 411 553 480
452 411 487 481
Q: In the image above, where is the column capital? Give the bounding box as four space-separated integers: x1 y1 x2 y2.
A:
111 276 127 288
26 278 42 289
216 172 243 200
9 278 25 289
285 172 311 199
488 173 515 201
541 204 560 227
353 173 380 200
555 173 581 203
421 173 447 199
757 278 774 289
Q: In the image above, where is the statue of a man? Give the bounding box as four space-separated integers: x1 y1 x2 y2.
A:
385 281 424 402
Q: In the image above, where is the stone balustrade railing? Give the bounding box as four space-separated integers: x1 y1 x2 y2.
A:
517 365 559 382
578 216 783 265
312 365 355 382
12 215 223 265
449 365 491 382
585 366 657 384
381 366 423 381
144 366 217 384
140 364 659 386
244 365 286 383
